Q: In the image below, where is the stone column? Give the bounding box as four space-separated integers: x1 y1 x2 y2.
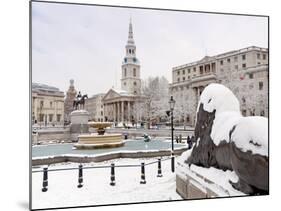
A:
103 103 107 121
117 102 120 123
34 97 38 123
128 101 131 123
113 103 116 122
54 100 57 124
121 101 124 123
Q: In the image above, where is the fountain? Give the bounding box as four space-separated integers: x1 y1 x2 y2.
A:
74 122 124 149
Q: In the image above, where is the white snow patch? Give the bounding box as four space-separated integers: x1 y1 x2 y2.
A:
176 161 243 197
211 111 241 145
231 116 268 156
32 158 182 209
197 83 240 114
178 147 193 163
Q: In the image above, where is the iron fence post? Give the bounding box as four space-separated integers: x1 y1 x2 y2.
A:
110 163 116 186
42 167 48 192
77 164 83 188
140 162 146 184
157 159 163 177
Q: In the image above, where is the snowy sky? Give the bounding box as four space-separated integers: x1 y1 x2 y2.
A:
32 1 268 96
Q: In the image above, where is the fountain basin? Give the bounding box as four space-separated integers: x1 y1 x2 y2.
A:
74 121 124 149
74 133 124 149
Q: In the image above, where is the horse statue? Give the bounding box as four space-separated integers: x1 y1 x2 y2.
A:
73 94 88 110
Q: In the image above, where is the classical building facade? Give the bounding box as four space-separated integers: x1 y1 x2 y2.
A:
32 83 65 125
103 20 146 125
85 93 105 122
64 79 77 122
170 46 268 126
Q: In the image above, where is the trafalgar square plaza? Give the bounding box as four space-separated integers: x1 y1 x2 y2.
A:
31 3 269 210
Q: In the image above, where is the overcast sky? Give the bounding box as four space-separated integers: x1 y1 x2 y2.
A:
32 1 268 96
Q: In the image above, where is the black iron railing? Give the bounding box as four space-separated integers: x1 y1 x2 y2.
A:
32 157 175 192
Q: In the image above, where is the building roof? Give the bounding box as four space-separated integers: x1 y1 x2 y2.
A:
32 82 64 97
111 88 134 96
172 46 268 71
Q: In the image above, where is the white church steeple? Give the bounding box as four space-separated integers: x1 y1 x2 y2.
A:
121 19 141 95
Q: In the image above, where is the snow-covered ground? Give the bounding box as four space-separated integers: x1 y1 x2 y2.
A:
32 157 182 209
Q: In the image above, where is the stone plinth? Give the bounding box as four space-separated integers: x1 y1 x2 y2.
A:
70 110 89 135
176 159 245 199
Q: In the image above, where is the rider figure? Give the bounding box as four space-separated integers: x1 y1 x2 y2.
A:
76 91 82 102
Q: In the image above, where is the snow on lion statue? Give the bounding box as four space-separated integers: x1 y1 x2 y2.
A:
184 83 268 195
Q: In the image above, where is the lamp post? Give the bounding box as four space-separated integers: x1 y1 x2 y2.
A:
169 96 176 172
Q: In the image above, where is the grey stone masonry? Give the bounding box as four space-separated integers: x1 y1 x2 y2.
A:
176 160 245 199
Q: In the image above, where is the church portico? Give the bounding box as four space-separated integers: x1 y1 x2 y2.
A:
103 90 139 124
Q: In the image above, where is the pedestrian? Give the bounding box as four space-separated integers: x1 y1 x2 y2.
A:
187 135 193 149
175 135 179 143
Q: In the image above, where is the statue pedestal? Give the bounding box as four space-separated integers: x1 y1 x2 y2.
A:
176 159 245 199
70 110 89 141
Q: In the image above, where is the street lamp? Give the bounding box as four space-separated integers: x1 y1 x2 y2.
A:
169 96 176 172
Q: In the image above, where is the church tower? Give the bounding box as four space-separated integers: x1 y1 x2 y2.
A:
121 19 141 95
64 79 77 122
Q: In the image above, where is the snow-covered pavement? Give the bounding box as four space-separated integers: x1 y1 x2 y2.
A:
32 157 182 209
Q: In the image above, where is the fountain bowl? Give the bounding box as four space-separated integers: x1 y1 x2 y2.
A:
88 121 112 135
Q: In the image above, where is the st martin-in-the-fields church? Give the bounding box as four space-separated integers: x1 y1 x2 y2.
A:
102 19 146 125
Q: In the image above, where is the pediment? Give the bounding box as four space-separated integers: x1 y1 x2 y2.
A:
103 89 121 101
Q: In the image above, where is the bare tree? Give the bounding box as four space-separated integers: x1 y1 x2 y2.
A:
142 76 169 128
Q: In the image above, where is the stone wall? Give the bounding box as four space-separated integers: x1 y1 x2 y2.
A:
34 130 71 144
176 160 245 199
32 147 188 166
106 128 194 139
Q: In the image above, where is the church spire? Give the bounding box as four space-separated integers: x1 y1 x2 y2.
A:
127 18 135 45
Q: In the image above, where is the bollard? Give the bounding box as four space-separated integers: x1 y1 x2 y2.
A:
77 164 83 188
110 163 115 186
140 162 146 184
171 153 175 173
42 167 48 192
157 159 163 177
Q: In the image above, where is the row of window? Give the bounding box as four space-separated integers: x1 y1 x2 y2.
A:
176 67 197 76
173 79 264 93
176 52 267 77
124 68 137 77
220 53 267 65
127 49 135 54
242 109 265 117
124 81 138 86
257 53 267 60
220 55 244 65
38 114 62 122
177 75 196 82
38 100 61 109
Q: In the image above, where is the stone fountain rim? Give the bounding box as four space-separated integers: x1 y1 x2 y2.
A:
88 121 113 128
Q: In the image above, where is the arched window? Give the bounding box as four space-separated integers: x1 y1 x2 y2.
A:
133 68 136 77
124 68 127 77
134 81 137 86
129 49 131 54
